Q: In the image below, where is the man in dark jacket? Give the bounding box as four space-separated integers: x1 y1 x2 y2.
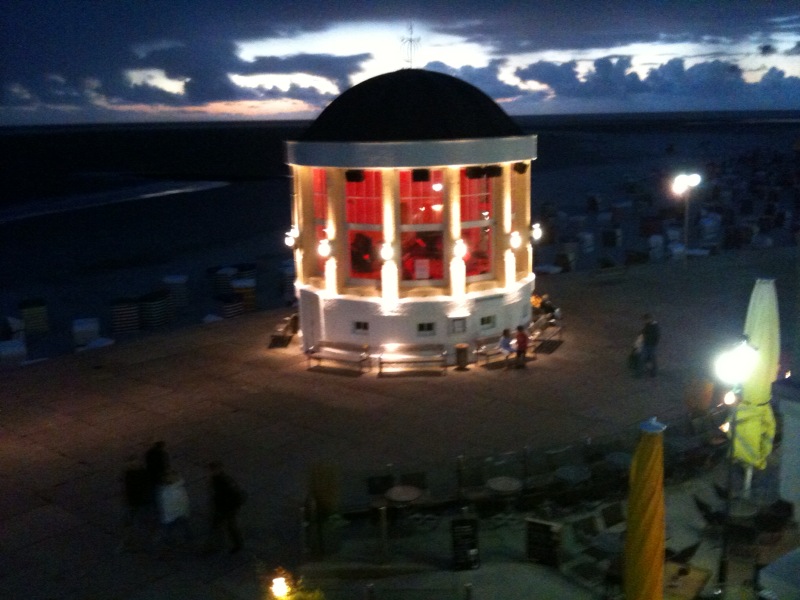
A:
207 461 245 553
639 313 661 377
118 455 152 552
145 440 170 489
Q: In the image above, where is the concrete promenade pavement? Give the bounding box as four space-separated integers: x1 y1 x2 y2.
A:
1 246 797 599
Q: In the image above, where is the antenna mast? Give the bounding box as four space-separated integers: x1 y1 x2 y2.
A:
401 22 420 68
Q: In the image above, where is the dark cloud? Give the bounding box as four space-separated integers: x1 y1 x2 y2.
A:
512 55 800 113
423 59 522 99
2 0 799 123
430 1 800 55
516 62 581 96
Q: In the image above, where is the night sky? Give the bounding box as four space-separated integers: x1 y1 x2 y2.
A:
2 0 800 126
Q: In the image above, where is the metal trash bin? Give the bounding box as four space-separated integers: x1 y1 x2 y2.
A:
455 343 469 370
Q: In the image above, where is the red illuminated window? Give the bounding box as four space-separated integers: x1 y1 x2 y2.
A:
346 170 383 280
399 169 444 225
399 169 445 282
462 226 492 277
345 170 382 225
460 168 493 222
460 168 494 278
348 229 382 279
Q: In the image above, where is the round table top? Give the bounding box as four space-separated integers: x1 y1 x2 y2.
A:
385 485 422 504
486 476 523 494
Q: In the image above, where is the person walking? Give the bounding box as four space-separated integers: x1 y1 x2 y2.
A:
207 462 245 554
638 313 660 377
515 325 529 368
154 469 193 551
117 455 152 553
145 440 170 490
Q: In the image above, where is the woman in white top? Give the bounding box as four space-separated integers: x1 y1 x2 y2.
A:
155 470 193 547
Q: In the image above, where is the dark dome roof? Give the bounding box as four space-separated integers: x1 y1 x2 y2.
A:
300 69 522 143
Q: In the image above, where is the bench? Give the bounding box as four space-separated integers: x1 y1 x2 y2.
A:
306 340 371 373
269 313 298 348
529 313 564 353
378 343 448 376
473 335 511 367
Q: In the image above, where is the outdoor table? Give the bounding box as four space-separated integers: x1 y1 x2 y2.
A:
486 476 523 495
385 485 423 536
385 485 422 505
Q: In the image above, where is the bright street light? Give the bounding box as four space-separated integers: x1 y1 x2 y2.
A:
713 338 758 587
714 339 758 385
672 173 701 261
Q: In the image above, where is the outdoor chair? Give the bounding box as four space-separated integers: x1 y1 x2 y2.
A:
599 501 626 531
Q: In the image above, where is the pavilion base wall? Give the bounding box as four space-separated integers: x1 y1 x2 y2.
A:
297 277 534 364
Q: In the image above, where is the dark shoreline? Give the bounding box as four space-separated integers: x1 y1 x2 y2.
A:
2 110 799 207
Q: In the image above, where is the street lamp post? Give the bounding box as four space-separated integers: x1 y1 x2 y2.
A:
713 339 758 587
672 173 701 261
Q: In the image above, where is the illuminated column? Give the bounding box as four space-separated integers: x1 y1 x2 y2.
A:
324 257 338 295
446 167 461 296
316 237 336 294
504 249 516 289
296 166 317 283
451 239 467 299
328 170 346 294
502 166 513 236
294 249 305 285
381 170 399 303
506 231 522 288
381 259 399 304
520 162 532 273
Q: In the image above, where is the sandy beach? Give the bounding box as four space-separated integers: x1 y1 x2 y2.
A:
2 116 799 361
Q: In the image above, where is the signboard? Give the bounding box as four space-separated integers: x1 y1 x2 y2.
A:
525 517 562 568
451 517 480 570
414 259 430 280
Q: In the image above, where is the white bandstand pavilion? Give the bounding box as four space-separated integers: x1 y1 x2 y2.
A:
285 69 539 362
